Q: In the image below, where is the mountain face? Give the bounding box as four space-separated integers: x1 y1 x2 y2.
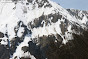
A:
0 0 88 59
67 9 88 24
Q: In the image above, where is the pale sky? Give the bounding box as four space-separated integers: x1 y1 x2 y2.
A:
52 0 88 10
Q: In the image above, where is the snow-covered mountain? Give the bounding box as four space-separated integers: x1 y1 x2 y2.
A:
0 0 88 59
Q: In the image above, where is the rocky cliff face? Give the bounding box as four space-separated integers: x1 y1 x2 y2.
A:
0 0 88 59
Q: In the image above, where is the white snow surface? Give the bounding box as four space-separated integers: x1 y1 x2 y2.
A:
17 27 25 37
12 36 36 59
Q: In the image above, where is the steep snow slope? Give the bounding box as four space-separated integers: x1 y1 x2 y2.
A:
67 9 88 25
0 0 88 59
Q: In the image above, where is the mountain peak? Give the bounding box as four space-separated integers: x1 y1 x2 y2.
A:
0 0 88 59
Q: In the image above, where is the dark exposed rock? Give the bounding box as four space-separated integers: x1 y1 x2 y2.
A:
14 21 32 37
0 39 2 42
21 46 29 53
28 15 48 29
39 35 56 48
60 22 68 35
56 34 63 43
69 31 88 59
67 9 88 20
28 41 42 59
35 0 52 8
46 30 88 59
20 57 31 59
27 0 32 3
14 56 31 59
10 37 22 55
26 3 29 5
38 35 62 59
44 3 52 8
56 30 88 59
0 32 4 38
12 0 18 2
67 9 83 20
23 30 88 59
0 45 10 59
14 56 17 59
71 23 83 34
50 14 62 23
28 13 62 29
26 34 63 59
